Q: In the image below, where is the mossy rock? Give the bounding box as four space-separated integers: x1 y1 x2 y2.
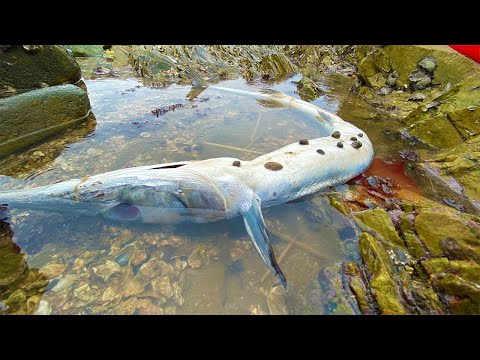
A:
358 46 479 89
422 258 480 284
0 84 91 157
434 273 480 314
0 244 27 287
64 45 105 58
354 208 406 249
359 232 406 314
404 76 480 148
414 211 480 257
405 114 464 149
398 213 428 259
383 45 479 87
0 45 81 91
419 136 480 212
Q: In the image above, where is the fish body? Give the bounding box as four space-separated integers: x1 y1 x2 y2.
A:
0 87 374 287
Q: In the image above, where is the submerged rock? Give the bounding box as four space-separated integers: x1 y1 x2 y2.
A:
33 300 52 315
39 262 67 278
92 260 121 282
0 84 91 157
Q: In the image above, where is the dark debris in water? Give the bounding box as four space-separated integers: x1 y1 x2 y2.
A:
151 103 186 117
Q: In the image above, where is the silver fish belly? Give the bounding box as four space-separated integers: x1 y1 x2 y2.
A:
0 87 374 288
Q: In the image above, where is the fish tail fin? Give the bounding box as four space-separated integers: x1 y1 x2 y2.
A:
242 194 287 288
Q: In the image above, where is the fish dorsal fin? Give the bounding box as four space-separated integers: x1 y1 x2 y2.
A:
242 193 287 288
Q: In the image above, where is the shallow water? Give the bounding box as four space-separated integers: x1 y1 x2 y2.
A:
0 66 434 314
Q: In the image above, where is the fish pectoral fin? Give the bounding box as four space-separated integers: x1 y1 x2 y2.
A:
242 194 287 288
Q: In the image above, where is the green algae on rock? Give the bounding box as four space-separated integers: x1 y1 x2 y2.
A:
353 208 406 249
359 232 406 315
403 76 480 148
0 84 91 157
414 211 480 258
0 45 81 92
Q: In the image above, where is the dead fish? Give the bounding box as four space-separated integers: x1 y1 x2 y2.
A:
0 87 374 288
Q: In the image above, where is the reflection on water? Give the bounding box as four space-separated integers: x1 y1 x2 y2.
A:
0 71 428 314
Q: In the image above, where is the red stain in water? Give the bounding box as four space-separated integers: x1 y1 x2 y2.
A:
347 157 421 196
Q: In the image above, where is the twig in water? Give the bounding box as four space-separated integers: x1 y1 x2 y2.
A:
267 226 328 260
204 142 264 155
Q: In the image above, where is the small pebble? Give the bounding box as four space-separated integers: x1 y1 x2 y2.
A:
358 133 363 137
299 139 309 145
331 131 341 139
337 142 343 148
232 160 241 167
316 149 325 155
350 137 357 141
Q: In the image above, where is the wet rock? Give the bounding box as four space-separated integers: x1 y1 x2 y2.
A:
123 277 145 297
422 258 480 283
73 283 93 302
418 56 437 73
0 84 92 157
404 76 480 149
377 86 392 96
407 93 426 102
151 276 173 298
359 232 406 314
434 273 480 314
5 289 27 308
39 262 67 278
188 244 210 269
385 71 399 87
92 260 121 282
52 276 75 292
417 136 480 213
296 76 322 100
353 208 406 249
33 300 52 315
136 258 173 281
318 264 358 314
266 286 288 315
398 213 428 259
164 305 176 315
136 300 164 315
0 230 27 287
414 211 480 257
130 248 147 266
174 258 188 272
408 69 432 90
359 45 478 89
0 45 81 91
26 294 42 314
64 45 104 58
